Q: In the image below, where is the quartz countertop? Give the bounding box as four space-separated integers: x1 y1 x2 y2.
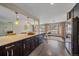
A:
0 33 44 46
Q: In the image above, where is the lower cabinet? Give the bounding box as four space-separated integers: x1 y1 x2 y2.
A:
0 41 23 56
0 46 6 56
22 39 32 56
12 41 23 56
0 34 45 56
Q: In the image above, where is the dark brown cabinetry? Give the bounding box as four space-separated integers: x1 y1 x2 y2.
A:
65 3 79 56
0 33 45 56
67 9 74 20
72 17 79 55
0 41 23 56
22 39 33 56
67 4 79 20
74 4 79 17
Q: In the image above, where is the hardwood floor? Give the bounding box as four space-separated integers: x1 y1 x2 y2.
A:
29 36 68 56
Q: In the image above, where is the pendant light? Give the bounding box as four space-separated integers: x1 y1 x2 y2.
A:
15 12 19 25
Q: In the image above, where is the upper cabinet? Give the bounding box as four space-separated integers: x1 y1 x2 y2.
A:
67 3 79 20
74 4 79 17
67 8 74 20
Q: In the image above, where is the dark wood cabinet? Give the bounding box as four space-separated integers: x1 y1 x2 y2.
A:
0 41 23 56
0 33 45 56
12 41 23 56
22 39 32 56
67 8 74 20
66 3 79 56
72 17 79 55
0 46 7 56
74 4 79 17
67 3 79 20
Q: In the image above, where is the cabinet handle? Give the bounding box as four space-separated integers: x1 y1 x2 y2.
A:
5 45 15 49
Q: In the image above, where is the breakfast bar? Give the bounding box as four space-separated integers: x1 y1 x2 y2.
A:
0 33 45 56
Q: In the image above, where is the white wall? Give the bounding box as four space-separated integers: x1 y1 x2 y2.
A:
40 13 67 24
0 5 34 34
13 14 34 34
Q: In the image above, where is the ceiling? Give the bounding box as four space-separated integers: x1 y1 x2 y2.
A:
0 5 16 22
0 3 76 24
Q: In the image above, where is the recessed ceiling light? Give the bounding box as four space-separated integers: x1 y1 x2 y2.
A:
50 3 54 5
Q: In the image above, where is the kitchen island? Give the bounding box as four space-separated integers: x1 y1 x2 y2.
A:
0 33 45 56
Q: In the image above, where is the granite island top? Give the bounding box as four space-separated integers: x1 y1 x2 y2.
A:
0 33 44 46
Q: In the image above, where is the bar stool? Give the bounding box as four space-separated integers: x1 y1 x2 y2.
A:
5 44 15 56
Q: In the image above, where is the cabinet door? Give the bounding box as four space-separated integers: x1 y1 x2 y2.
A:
0 45 15 56
0 41 23 56
74 4 79 17
67 9 74 20
23 39 31 56
12 41 23 56
4 44 15 56
0 46 7 56
72 17 79 55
